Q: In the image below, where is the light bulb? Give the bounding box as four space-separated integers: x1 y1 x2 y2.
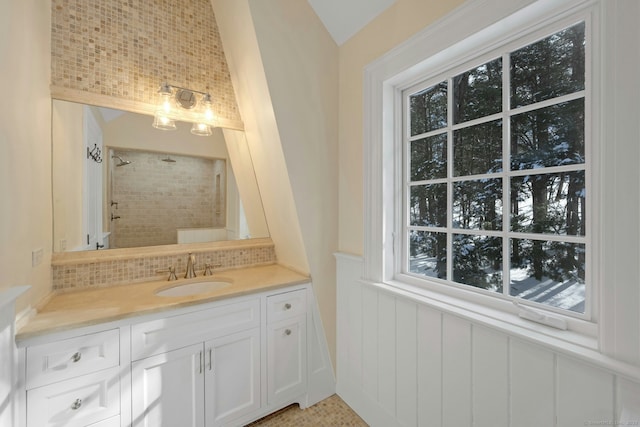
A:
152 83 177 130
202 93 214 122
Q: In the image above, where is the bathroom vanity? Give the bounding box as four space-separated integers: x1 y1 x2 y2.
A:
16 264 334 427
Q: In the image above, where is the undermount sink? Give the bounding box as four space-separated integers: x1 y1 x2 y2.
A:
155 281 232 297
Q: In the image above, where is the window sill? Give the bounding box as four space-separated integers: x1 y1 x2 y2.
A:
376 275 596 345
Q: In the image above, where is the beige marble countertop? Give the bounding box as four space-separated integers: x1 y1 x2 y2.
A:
17 264 310 341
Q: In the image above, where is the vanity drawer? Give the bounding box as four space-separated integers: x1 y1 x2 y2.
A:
26 366 120 427
26 329 120 390
267 289 307 323
131 298 260 360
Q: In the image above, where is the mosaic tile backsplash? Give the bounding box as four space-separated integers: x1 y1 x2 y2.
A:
51 0 241 123
52 244 277 291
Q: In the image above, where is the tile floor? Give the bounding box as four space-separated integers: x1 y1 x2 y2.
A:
245 394 368 426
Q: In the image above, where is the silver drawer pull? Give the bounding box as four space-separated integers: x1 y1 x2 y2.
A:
71 352 82 363
284 303 292 310
71 398 82 410
284 329 292 336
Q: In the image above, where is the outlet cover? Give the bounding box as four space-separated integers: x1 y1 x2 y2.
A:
32 248 44 267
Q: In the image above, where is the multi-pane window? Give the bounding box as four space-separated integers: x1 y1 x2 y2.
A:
404 22 587 314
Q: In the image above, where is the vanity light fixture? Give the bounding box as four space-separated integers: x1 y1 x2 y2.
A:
152 83 216 136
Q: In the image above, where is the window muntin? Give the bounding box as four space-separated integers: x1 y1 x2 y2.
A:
404 22 587 315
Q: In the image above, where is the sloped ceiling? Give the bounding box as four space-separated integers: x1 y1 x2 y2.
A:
307 0 397 45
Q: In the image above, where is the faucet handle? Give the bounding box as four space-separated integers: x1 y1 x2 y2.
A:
203 263 212 276
157 266 177 281
203 263 222 276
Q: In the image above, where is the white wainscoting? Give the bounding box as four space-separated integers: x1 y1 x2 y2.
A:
336 253 640 427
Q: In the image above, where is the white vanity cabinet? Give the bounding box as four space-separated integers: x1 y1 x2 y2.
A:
23 329 121 427
266 289 307 406
131 334 260 427
130 298 261 427
19 282 335 427
131 330 260 427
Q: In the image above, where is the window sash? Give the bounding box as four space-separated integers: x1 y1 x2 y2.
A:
400 19 591 319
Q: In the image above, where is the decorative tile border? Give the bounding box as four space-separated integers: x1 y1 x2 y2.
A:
52 239 277 291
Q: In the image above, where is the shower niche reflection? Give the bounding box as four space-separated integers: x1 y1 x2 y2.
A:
108 149 228 248
52 99 269 252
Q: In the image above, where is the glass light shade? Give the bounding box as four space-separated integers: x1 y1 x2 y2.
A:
201 93 214 122
191 122 212 136
152 83 177 130
153 113 177 130
157 84 173 113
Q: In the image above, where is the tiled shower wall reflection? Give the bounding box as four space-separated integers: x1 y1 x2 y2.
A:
110 150 226 248
51 0 241 123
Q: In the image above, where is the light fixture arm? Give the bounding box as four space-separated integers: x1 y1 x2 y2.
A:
162 83 210 98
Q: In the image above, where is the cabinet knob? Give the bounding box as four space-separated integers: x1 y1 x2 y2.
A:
284 329 292 336
71 398 83 410
71 352 82 363
284 303 292 310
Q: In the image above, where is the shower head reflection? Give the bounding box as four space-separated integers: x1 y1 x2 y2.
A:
112 155 132 167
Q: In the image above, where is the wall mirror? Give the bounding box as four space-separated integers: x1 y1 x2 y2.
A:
52 99 269 252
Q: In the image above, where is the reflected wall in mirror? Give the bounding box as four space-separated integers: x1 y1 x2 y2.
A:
109 149 227 248
52 99 269 252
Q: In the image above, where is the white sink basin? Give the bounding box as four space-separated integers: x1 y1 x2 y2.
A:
155 281 232 297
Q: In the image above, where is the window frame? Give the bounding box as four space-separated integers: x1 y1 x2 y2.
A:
399 19 591 320
363 0 602 343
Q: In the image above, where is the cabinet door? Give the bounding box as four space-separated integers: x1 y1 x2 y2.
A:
267 316 307 405
205 328 260 427
132 343 205 427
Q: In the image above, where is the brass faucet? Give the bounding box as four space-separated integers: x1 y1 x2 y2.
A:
185 253 197 278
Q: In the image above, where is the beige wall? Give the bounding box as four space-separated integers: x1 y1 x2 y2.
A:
212 0 339 366
248 0 339 369
222 129 270 240
338 0 466 255
0 0 52 312
212 0 310 277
